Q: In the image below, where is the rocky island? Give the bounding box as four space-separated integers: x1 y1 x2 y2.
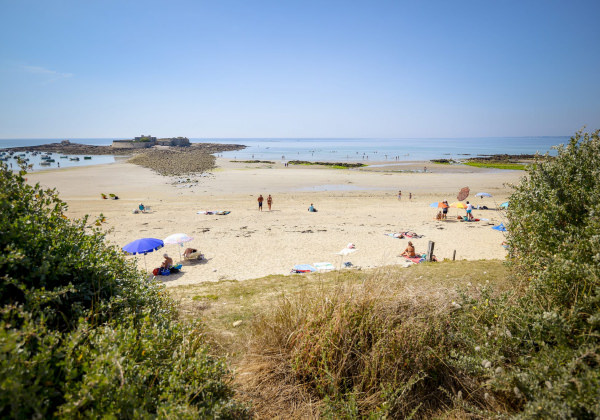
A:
2 137 245 156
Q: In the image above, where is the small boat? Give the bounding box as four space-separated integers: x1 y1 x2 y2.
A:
84 156 92 160
69 157 80 161
40 161 51 166
47 159 55 162
60 156 68 159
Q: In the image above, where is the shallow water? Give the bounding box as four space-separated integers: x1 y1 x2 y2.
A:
294 184 387 192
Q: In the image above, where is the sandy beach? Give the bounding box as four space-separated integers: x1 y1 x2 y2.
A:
27 159 521 287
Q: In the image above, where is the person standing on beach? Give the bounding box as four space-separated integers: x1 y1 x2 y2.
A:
409 192 412 200
267 194 273 211
258 194 264 211
398 190 402 200
466 201 474 220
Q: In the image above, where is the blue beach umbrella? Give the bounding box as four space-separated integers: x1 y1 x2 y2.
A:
123 238 164 271
500 201 509 209
492 223 507 232
476 192 492 198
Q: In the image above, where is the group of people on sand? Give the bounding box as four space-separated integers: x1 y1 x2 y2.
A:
257 194 273 211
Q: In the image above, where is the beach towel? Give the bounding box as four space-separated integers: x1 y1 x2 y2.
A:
405 256 425 264
196 210 231 215
292 264 316 273
313 262 335 272
403 232 424 238
385 233 405 239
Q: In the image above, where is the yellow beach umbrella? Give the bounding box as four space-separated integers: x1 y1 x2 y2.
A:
450 202 468 209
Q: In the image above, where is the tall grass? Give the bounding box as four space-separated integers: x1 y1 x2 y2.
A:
236 269 507 418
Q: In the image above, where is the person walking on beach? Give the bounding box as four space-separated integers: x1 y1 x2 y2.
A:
267 194 273 211
258 194 264 211
398 190 402 200
409 192 412 200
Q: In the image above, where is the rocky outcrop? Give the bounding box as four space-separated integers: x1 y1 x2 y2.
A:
1 141 246 156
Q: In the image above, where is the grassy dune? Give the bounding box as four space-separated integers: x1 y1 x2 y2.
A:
169 260 513 417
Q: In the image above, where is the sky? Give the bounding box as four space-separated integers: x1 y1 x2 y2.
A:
0 0 599 139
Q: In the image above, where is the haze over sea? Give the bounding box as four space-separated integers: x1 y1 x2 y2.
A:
1 136 566 167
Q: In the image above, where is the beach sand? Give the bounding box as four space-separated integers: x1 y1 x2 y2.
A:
27 159 521 287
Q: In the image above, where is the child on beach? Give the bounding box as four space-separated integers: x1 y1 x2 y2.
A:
466 201 474 220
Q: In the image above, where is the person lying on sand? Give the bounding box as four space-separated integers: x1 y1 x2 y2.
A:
399 241 416 258
183 248 198 258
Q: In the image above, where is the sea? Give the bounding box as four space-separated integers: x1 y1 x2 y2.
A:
0 137 568 171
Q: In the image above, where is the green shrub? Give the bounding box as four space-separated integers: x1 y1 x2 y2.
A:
448 130 600 417
0 164 247 418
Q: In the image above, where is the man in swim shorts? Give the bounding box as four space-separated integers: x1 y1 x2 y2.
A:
466 201 473 220
258 194 264 211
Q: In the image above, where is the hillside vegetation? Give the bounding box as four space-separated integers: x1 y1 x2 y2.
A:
0 165 247 418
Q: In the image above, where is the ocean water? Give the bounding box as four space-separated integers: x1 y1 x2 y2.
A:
0 137 568 170
206 137 567 162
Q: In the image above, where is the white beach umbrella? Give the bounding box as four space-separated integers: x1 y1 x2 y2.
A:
475 192 493 198
164 233 194 261
335 244 358 269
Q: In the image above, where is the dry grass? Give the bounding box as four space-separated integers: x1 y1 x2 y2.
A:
168 260 512 418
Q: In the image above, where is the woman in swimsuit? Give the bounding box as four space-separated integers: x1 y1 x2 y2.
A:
400 241 416 257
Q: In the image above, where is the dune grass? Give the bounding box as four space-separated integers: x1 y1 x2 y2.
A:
169 260 512 417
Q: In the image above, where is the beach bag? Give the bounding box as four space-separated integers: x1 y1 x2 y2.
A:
152 268 159 276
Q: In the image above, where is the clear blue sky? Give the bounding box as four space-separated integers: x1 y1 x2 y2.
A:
1 0 599 138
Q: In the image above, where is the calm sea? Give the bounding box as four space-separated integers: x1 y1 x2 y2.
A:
0 137 567 170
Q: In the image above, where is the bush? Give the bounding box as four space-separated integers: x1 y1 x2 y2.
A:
0 164 247 418
449 130 600 417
